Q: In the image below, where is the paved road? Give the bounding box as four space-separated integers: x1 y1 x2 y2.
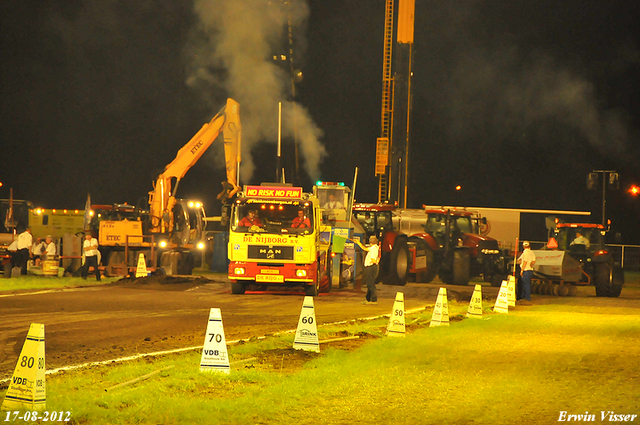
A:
0 276 484 379
2 275 635 380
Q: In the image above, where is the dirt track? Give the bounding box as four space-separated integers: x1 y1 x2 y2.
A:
0 276 637 380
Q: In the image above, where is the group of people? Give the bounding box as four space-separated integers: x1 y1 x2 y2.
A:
8 228 57 275
7 228 101 280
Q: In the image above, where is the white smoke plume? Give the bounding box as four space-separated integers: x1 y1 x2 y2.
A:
186 0 325 182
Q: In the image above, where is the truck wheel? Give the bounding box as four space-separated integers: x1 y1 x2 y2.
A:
305 279 319 296
452 249 471 286
318 264 331 293
231 281 246 294
385 237 410 286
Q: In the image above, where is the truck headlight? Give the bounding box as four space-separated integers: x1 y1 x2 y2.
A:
197 242 205 250
158 240 168 248
296 270 307 277
234 267 245 275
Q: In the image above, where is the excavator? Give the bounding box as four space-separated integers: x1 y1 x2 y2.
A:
94 98 242 276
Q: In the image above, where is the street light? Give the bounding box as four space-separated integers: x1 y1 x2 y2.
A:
587 170 619 226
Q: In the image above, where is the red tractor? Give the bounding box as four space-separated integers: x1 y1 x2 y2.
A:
396 208 509 286
351 204 428 286
532 222 624 297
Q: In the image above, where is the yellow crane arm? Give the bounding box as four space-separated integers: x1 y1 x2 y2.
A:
149 98 242 233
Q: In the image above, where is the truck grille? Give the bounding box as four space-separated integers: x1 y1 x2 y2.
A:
248 245 294 260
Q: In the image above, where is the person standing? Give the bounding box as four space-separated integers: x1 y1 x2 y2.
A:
81 233 101 281
352 235 380 305
518 240 536 303
16 228 33 275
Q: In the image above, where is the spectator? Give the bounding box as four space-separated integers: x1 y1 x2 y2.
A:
42 235 56 260
16 228 33 275
31 237 45 266
80 233 101 281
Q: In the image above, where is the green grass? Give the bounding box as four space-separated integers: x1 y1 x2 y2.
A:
2 301 638 424
0 275 118 293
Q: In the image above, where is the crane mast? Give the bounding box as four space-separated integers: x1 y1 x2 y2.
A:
376 0 415 207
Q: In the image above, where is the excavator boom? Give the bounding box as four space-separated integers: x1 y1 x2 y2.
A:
149 98 241 233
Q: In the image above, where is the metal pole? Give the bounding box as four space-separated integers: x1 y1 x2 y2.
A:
277 102 282 182
602 172 606 226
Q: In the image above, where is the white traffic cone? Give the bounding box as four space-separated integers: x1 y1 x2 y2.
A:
386 292 406 337
199 308 230 373
135 253 148 278
466 284 483 319
293 296 320 352
493 281 509 314
430 288 450 327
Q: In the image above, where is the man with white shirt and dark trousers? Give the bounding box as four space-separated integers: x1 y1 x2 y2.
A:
352 235 380 304
16 228 33 275
80 233 101 281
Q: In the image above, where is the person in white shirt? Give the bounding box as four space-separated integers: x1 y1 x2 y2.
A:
31 237 45 266
80 233 101 281
323 193 344 210
16 228 33 275
570 232 590 249
352 235 380 304
42 235 56 260
517 241 536 302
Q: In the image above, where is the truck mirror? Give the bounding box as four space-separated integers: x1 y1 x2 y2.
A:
587 173 598 190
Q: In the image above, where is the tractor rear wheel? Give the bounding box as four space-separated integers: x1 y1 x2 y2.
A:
452 249 471 286
416 245 437 283
593 263 613 297
383 237 410 286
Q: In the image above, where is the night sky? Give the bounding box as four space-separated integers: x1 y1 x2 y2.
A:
2 1 640 241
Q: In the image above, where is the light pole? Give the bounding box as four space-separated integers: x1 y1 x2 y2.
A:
588 170 619 226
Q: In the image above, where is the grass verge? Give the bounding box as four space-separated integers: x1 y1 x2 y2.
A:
2 300 638 424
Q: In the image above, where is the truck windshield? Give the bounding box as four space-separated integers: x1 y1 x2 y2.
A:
232 202 314 235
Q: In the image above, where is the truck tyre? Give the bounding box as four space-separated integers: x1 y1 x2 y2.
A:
318 264 331 293
452 249 471 286
384 237 410 286
231 280 246 295
305 278 319 297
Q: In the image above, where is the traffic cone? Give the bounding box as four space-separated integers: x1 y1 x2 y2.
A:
493 281 509 314
386 292 406 337
135 253 148 278
199 308 230 373
2 324 46 411
430 288 450 327
507 275 517 307
466 284 483 319
293 296 320 352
